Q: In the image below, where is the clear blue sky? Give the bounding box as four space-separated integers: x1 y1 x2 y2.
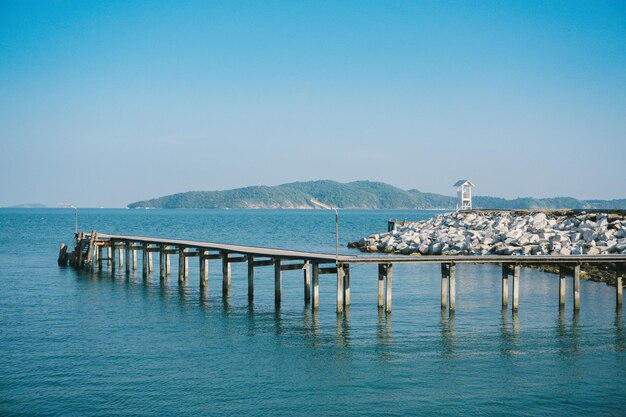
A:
1 1 624 207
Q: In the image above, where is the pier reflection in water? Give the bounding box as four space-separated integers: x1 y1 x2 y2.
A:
440 309 456 358
500 309 520 357
616 309 625 352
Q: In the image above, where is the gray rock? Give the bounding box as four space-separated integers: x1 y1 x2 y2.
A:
429 243 443 255
506 229 524 240
583 230 597 242
586 247 601 255
401 246 415 255
570 232 582 242
531 213 547 231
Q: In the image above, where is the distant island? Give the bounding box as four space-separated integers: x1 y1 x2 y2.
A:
127 180 626 210
4 203 48 209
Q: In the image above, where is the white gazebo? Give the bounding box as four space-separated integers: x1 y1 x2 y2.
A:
453 180 474 211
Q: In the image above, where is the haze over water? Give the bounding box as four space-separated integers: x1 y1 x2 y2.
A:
0 208 624 416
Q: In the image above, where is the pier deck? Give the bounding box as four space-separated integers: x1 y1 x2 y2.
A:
59 231 626 315
97 233 626 265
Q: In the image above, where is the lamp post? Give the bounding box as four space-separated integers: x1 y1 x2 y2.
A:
69 205 78 240
58 201 79 244
310 199 339 265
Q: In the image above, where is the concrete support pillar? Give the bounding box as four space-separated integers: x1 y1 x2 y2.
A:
200 250 208 288
312 263 319 310
124 242 130 273
222 253 231 296
97 246 103 270
165 252 170 275
91 242 101 271
159 246 166 281
76 232 85 268
617 269 623 308
274 259 282 305
385 264 393 313
343 264 350 307
441 263 448 309
336 264 344 314
110 243 116 270
147 251 153 273
512 264 520 311
142 243 148 277
118 247 124 270
377 264 385 308
449 263 456 311
304 261 311 304
247 257 254 301
573 264 581 310
132 249 137 271
502 264 509 309
559 266 566 308
178 247 186 282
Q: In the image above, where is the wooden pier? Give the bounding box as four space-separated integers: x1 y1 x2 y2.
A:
59 231 626 314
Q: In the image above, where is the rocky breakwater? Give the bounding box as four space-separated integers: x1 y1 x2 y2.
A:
350 211 626 257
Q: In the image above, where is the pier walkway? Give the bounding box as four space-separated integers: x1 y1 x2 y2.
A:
59 231 626 314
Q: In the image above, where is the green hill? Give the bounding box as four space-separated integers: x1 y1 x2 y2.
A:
127 180 626 210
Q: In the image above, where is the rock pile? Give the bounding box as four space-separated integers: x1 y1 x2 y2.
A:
349 211 626 256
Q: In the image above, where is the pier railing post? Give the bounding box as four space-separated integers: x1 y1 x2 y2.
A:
274 258 282 306
512 264 520 312
573 264 581 310
247 256 254 301
312 263 319 310
385 264 393 313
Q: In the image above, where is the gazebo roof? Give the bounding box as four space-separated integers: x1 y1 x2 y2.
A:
453 180 474 187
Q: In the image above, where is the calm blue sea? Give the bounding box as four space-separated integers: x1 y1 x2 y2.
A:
1 209 624 416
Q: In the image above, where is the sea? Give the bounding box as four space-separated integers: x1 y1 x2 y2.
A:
1 208 624 416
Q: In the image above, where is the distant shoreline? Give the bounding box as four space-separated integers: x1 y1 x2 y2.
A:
126 180 626 211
